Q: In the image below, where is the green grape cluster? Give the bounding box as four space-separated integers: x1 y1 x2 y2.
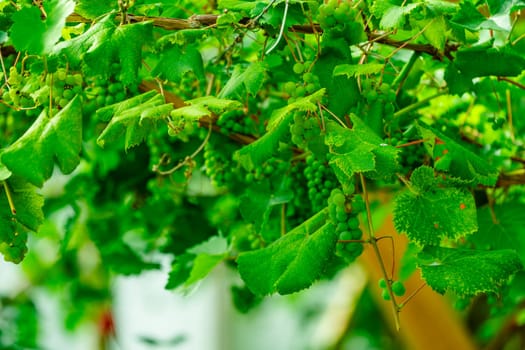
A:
286 162 313 226
378 278 406 301
290 112 320 149
328 188 365 264
217 109 256 135
48 68 83 109
147 132 176 171
244 157 288 182
84 63 130 115
305 155 338 212
390 134 427 175
284 63 322 102
203 137 241 188
1 67 44 117
353 80 397 137
318 0 359 43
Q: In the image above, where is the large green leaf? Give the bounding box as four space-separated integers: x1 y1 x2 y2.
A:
170 96 243 122
239 180 293 234
454 45 525 78
417 124 499 186
152 45 205 83
2 96 83 187
325 116 400 182
96 91 173 150
236 90 325 171
333 63 384 78
237 209 337 295
451 1 506 32
470 202 525 263
218 62 266 98
10 0 75 54
54 16 152 82
166 236 229 290
394 166 477 246
0 177 44 263
418 246 523 296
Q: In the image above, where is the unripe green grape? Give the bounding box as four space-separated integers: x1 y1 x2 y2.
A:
293 62 305 75
392 281 406 296
382 289 391 301
378 278 387 289
56 69 67 81
105 95 115 105
284 81 296 94
339 231 353 241
62 89 75 100
332 192 346 207
336 222 349 232
108 82 123 94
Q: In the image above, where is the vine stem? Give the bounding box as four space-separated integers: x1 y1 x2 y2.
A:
359 173 401 330
398 282 427 309
393 90 447 119
2 181 16 215
154 123 212 176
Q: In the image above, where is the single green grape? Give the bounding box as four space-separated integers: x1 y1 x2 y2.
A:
392 281 406 296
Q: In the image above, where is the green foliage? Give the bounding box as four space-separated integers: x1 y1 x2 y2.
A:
394 166 477 246
1 1 525 346
418 246 523 296
96 91 173 150
2 97 83 187
167 236 229 290
10 0 75 54
0 177 44 262
237 209 337 295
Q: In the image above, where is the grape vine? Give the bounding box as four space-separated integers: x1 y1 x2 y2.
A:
1 1 525 348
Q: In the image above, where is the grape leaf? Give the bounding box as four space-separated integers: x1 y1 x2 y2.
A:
166 236 229 290
1 96 82 187
170 96 243 122
239 179 293 234
325 117 400 181
0 176 44 263
75 0 118 19
313 46 359 117
454 45 525 78
418 246 523 296
376 3 420 29
237 209 337 295
236 90 324 171
451 2 506 32
470 202 525 263
333 63 384 78
329 144 376 179
53 14 115 69
218 62 266 98
54 16 152 82
96 91 173 150
394 166 477 246
417 124 499 186
217 0 262 12
10 0 75 54
418 16 448 53
151 45 204 83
